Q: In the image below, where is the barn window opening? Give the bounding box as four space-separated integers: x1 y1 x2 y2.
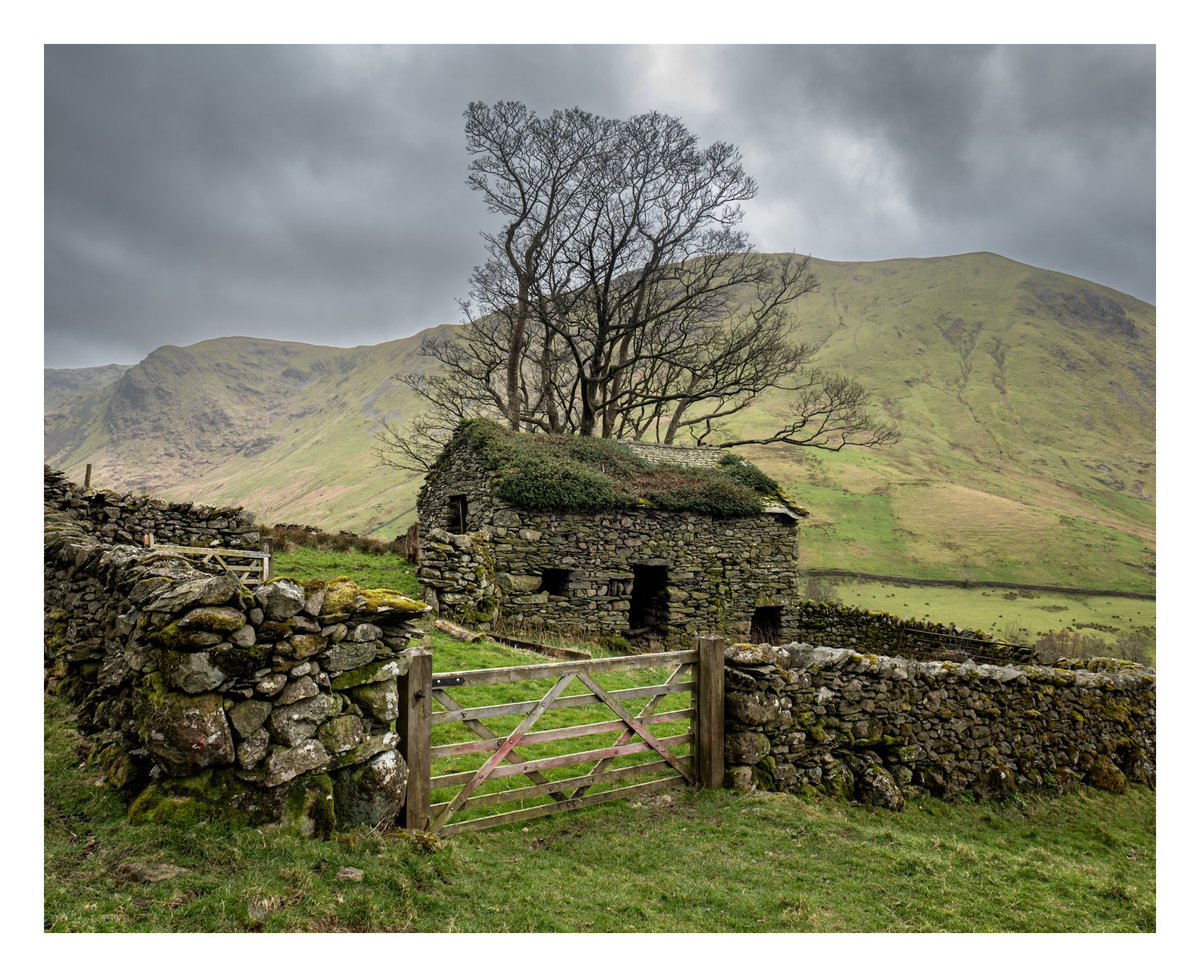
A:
538 568 573 597
750 606 783 645
629 564 669 635
447 495 468 533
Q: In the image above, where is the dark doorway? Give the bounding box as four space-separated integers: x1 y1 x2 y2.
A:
629 564 669 635
750 606 783 645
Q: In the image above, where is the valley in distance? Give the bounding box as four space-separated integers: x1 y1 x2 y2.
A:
44 251 1156 660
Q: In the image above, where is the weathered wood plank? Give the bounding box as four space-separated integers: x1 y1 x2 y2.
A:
437 775 687 836
694 635 726 790
432 688 567 802
429 708 694 759
433 648 696 687
430 732 692 789
150 544 271 584
428 756 689 817
430 679 695 726
568 663 690 798
400 649 432 830
575 672 692 781
430 671 578 832
151 544 270 559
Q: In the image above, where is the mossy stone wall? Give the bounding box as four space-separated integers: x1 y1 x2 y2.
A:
795 599 1035 663
723 642 1155 809
45 493 429 837
45 466 261 549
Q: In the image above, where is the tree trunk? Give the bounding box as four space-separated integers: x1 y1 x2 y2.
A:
505 283 529 430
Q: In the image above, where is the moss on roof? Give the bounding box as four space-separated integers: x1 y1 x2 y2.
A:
438 418 804 518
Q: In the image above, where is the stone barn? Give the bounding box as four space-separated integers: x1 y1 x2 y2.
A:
415 419 806 645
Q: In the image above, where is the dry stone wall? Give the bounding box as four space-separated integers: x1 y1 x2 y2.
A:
419 528 500 625
724 642 1155 809
795 599 1034 663
45 501 429 837
45 466 261 549
415 436 501 538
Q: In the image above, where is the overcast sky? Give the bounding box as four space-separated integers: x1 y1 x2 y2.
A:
43 44 1155 369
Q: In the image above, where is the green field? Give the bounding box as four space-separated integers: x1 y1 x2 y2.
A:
45 539 1158 933
822 579 1156 664
271 545 419 594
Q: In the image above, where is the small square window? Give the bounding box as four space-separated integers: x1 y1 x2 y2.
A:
538 568 573 597
750 606 783 645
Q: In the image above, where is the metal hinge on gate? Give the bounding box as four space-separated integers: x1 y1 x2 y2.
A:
432 676 465 688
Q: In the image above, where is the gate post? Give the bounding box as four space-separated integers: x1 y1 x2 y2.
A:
400 648 432 830
694 635 726 789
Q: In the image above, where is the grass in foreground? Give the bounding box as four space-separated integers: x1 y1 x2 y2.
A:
45 693 1154 933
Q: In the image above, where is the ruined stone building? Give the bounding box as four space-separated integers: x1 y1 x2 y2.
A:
416 420 806 645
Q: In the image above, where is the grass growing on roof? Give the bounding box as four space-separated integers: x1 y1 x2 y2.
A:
436 418 786 516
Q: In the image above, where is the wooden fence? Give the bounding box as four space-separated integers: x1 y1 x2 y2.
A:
151 544 273 585
400 636 725 836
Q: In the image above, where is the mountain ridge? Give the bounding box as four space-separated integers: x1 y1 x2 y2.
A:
44 251 1155 594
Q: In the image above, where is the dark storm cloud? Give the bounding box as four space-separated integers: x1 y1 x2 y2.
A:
44 45 633 367
44 45 1155 368
688 46 1155 301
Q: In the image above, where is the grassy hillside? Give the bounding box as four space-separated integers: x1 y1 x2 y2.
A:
44 252 1155 594
45 332 437 535
740 253 1154 592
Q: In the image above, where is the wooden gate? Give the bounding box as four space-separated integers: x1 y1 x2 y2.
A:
400 637 725 836
151 544 273 585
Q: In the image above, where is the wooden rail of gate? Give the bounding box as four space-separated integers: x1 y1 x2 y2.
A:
400 636 725 836
150 544 273 585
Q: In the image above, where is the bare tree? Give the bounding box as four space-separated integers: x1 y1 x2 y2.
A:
377 101 899 469
460 102 616 431
708 371 900 451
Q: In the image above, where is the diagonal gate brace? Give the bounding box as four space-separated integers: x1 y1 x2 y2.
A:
575 671 692 783
430 670 577 833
